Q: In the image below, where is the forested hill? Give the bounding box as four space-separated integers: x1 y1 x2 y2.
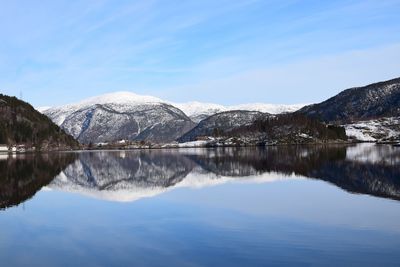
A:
179 112 347 145
0 94 78 150
297 77 400 123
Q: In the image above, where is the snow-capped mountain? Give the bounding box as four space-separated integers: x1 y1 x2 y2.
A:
173 101 305 123
43 92 195 144
173 102 227 123
41 91 307 144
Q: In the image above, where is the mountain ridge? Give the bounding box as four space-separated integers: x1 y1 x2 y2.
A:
172 101 305 123
298 77 400 123
39 92 306 124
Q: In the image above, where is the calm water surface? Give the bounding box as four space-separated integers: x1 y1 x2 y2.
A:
1 144 400 266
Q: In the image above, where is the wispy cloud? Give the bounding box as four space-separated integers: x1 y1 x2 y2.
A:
159 44 400 104
0 0 399 106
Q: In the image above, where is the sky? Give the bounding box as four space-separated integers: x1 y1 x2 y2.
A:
0 0 400 107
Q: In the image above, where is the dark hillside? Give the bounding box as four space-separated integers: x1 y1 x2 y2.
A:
298 77 400 123
0 94 78 150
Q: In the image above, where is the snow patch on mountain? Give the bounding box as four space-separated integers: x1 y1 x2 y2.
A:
45 91 165 125
36 106 51 113
229 103 306 114
78 91 163 106
344 117 400 142
173 101 306 122
173 102 227 123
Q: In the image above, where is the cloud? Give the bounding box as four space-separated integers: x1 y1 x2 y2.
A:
1 1 400 107
160 43 400 104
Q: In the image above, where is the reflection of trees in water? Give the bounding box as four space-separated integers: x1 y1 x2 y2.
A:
189 145 400 201
0 153 77 209
310 160 400 200
2 145 400 208
186 146 347 177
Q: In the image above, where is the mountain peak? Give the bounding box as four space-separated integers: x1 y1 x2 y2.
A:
78 91 163 106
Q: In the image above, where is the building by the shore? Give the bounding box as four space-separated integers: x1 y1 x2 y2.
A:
0 144 27 153
0 144 8 152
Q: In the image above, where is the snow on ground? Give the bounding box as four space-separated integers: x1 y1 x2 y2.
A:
345 126 376 142
177 140 209 148
299 133 312 139
344 117 400 142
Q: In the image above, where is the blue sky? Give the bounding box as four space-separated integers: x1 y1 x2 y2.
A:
1 0 400 106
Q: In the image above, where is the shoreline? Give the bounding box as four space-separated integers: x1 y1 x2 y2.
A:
2 140 399 155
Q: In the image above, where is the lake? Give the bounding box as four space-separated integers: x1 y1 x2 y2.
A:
1 144 400 266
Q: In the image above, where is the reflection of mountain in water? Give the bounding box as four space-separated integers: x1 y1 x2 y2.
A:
50 151 196 201
48 144 400 202
1 144 399 207
177 145 400 201
309 145 400 201
191 145 400 201
0 153 77 209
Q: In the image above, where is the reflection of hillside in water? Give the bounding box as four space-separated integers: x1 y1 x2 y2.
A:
198 144 400 200
49 144 400 202
0 153 77 209
0 144 399 208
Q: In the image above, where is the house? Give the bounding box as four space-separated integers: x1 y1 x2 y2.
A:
16 145 26 153
0 144 9 152
9 144 26 153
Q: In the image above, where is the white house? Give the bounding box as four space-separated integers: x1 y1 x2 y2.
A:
16 145 26 153
0 144 8 152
